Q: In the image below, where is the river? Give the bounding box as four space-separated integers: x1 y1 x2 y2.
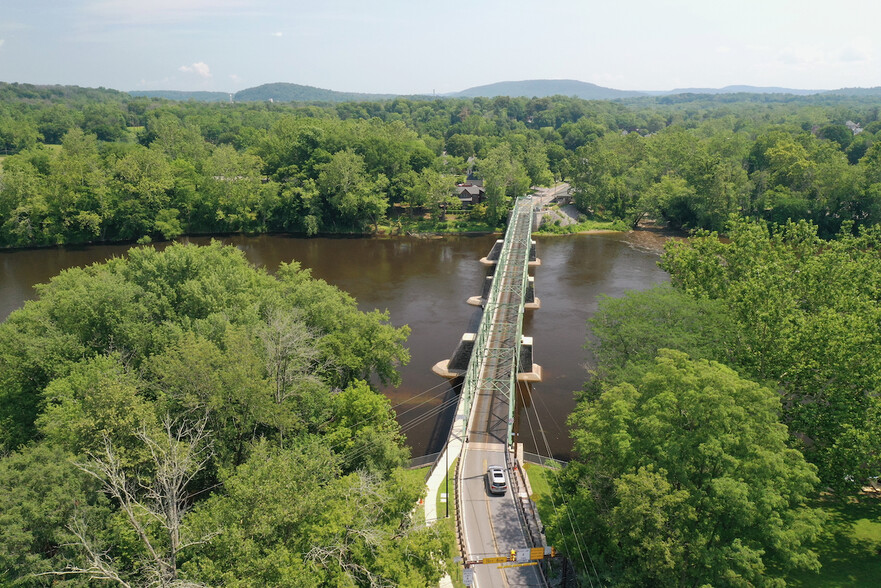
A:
0 231 670 460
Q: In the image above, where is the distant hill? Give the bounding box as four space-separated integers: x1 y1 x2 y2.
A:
129 90 232 102
123 80 881 104
822 87 881 96
449 79 645 100
232 82 399 103
0 81 128 103
653 85 823 96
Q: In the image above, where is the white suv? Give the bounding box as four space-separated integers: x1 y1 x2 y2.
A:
487 465 507 495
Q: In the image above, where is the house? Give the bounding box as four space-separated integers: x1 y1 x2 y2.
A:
846 120 863 135
455 176 485 208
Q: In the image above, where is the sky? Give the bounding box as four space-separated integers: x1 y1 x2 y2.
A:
0 0 879 95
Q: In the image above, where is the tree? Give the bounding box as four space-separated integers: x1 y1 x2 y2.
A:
479 144 529 225
550 350 823 587
37 354 158 468
586 283 738 393
317 149 389 232
661 219 881 493
46 128 110 243
0 153 51 246
200 145 279 233
146 327 273 469
58 415 214 587
0 115 41 155
183 440 452 587
0 444 110 585
108 145 175 240
276 260 410 388
817 124 853 150
258 308 331 441
413 167 458 220
80 103 127 142
570 133 646 225
326 380 409 475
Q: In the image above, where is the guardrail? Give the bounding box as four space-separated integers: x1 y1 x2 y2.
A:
454 443 467 558
451 197 539 573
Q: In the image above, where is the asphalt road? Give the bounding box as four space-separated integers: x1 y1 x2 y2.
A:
462 441 544 586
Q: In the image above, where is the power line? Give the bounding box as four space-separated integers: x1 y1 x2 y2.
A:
521 389 602 587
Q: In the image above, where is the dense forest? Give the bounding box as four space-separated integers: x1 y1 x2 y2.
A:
3 82 881 247
547 221 881 585
0 241 454 586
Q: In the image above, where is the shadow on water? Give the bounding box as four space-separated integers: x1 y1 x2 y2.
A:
413 377 463 457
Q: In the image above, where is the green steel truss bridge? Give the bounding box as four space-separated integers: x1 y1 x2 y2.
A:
461 196 535 447
454 196 548 587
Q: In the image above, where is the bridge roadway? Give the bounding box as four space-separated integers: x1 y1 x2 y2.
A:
457 197 544 588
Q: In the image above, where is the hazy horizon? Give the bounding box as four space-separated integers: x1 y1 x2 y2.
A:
1 0 879 95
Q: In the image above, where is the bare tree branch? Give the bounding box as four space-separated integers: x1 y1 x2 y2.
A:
36 518 134 588
65 413 216 588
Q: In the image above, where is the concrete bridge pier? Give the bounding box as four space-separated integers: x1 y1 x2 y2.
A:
467 275 540 309
432 333 542 382
479 239 541 267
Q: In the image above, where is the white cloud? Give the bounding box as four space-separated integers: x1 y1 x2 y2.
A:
179 61 211 78
0 39 5 49
229 73 241 83
838 39 873 64
776 44 826 67
271 31 283 37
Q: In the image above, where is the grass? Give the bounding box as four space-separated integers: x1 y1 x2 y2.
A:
406 465 430 524
523 462 560 523
534 218 629 235
406 465 431 484
787 497 881 587
435 458 457 523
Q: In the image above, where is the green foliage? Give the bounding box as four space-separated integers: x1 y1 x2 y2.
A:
0 242 427 585
478 143 531 224
37 354 158 467
5 86 881 245
182 440 452 587
661 219 881 493
585 283 738 393
0 242 409 453
326 380 409 474
0 443 111 585
552 350 823 587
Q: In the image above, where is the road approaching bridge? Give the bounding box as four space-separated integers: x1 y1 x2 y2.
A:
455 197 546 587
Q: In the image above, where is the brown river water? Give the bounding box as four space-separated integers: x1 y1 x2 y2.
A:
0 231 670 460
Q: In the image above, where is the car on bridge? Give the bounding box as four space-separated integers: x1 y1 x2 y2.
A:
487 465 507 495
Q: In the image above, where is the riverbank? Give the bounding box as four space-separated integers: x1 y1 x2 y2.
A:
0 206 637 252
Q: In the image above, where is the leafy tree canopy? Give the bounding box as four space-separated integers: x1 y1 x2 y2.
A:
551 350 823 587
